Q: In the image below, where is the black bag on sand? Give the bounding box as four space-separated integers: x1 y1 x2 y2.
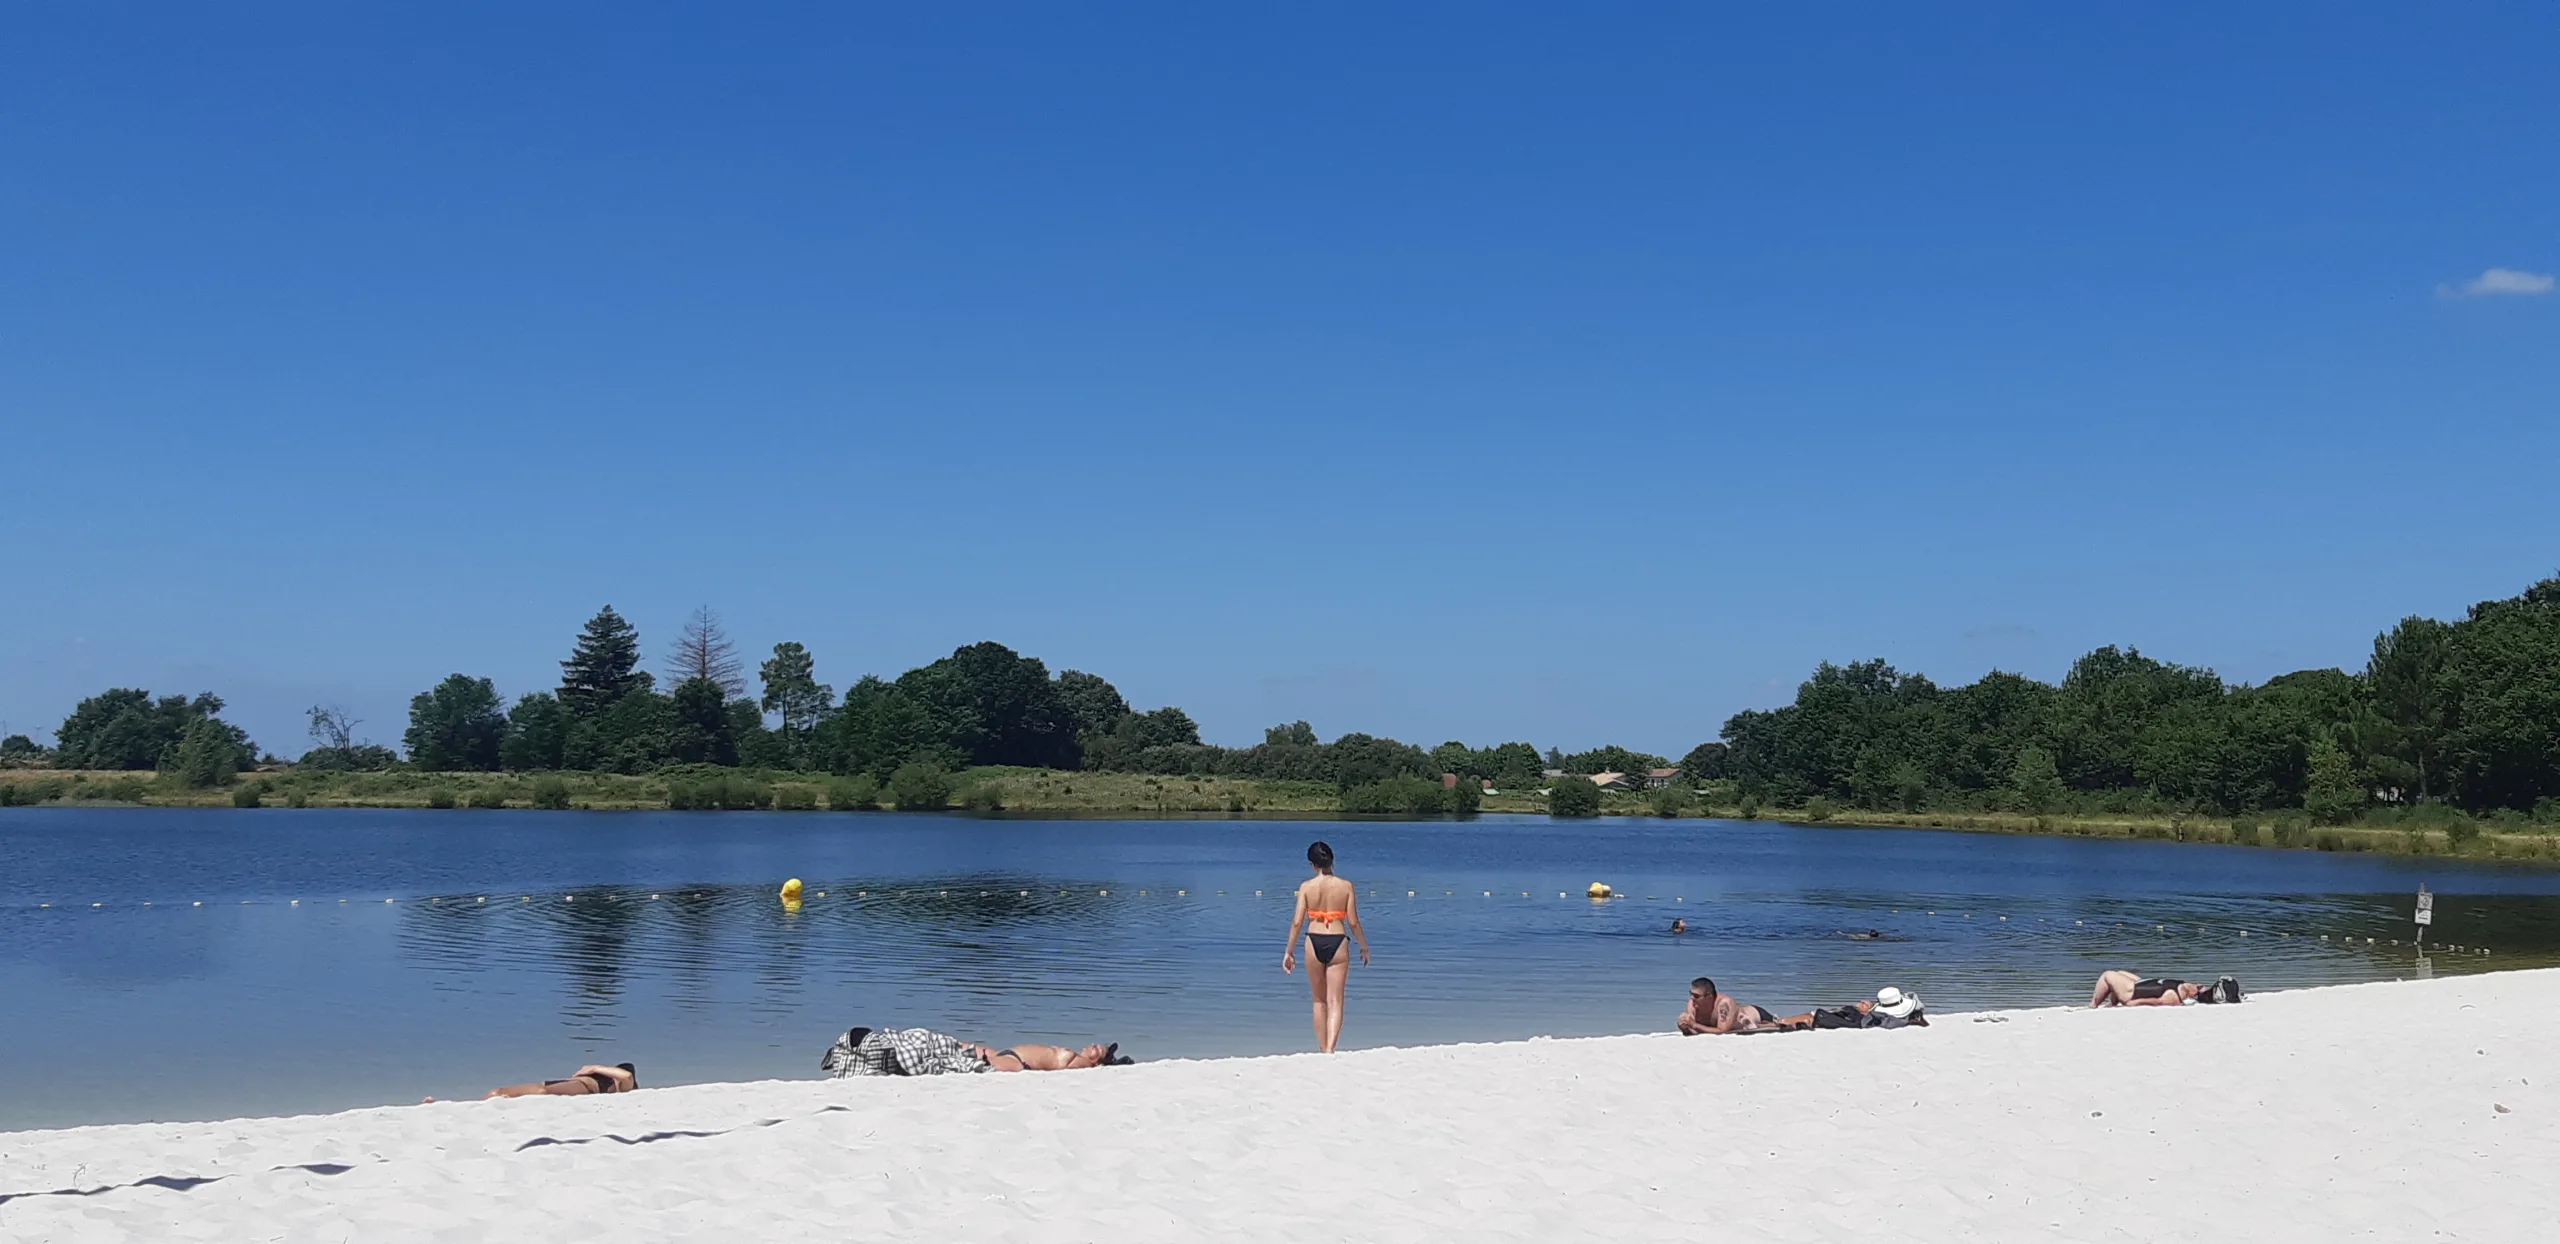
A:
2215 976 2245 1004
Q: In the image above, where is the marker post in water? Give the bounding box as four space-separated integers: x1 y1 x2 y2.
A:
2413 884 2433 950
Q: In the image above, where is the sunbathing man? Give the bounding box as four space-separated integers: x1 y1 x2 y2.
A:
483 1063 637 1098
821 1026 1132 1077
2088 970 2240 1007
1677 977 1788 1034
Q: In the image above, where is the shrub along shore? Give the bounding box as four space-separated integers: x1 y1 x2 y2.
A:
8 764 2557 863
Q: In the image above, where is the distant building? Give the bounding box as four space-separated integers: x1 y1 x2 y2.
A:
1644 768 1680 789
1440 772 1459 789
1588 771 1632 791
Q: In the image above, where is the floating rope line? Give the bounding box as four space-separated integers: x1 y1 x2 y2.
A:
15 885 2511 955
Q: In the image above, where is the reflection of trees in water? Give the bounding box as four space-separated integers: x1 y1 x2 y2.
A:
396 875 1136 1029
663 888 720 1012
789 875 1124 1002
552 889 645 1022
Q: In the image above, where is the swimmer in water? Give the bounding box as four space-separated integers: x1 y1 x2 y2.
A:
1840 929 1884 940
1670 918 1688 934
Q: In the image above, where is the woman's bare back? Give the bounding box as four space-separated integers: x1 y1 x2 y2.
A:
1299 875 1353 929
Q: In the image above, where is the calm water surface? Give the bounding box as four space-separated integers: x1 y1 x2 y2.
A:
7 808 2559 1131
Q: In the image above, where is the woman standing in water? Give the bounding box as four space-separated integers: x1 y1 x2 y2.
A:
1282 840 1370 1052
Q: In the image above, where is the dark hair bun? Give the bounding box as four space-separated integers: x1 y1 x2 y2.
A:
1307 841 1335 867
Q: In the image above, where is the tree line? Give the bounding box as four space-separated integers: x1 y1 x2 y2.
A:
1718 576 2560 819
12 606 1623 801
10 576 2555 821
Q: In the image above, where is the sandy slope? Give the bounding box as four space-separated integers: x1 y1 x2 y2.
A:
4 970 2553 1242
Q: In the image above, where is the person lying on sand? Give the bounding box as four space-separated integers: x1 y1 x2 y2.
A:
480 1063 637 1099
1678 977 1788 1034
2088 971 2243 1007
820 1026 1134 1077
1771 987 1928 1031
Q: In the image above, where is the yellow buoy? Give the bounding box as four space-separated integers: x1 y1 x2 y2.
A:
1587 882 1613 900
779 878 804 902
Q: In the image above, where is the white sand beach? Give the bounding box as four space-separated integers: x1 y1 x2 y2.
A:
4 969 2552 1242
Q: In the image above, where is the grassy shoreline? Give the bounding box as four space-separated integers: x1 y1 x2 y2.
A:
8 766 2558 863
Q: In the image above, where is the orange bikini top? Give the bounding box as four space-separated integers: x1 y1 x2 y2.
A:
1307 909 1348 922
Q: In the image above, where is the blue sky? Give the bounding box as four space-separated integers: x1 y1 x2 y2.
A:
3 4 2553 759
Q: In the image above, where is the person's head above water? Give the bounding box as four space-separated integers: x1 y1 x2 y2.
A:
1307 841 1335 872
1670 918 1688 933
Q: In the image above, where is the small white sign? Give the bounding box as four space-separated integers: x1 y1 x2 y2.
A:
2415 908 2433 926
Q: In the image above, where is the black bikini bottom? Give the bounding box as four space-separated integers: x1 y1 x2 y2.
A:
1308 933 1345 965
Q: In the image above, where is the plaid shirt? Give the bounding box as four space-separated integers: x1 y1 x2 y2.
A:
821 1026 990 1078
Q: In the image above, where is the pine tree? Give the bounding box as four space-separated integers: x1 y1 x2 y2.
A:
668 606 745 698
759 642 833 735
559 606 646 716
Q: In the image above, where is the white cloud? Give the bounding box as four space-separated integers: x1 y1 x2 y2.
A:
2440 267 2556 298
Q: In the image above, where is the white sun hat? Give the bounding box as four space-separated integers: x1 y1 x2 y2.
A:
1874 987 1921 1019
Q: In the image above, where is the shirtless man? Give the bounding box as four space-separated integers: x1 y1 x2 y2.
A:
1677 977 1788 1034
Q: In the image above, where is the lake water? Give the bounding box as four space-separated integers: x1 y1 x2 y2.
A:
7 807 2560 1131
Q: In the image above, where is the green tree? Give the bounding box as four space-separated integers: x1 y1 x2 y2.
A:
817 676 957 777
2303 735 2363 825
2049 646 2225 792
0 734 45 765
887 760 954 810
896 641 1080 769
1889 759 1929 811
759 642 833 731
2008 746 2064 814
1677 742 1730 783
666 676 740 766
1326 732 1433 789
1429 741 1480 778
55 690 250 771
168 716 248 788
2441 578 2560 810
1055 671 1132 744
1481 741 1544 788
1547 775 1602 817
558 606 647 716
731 699 786 767
501 692 571 771
1265 720 1319 747
1720 660 1942 803
404 675 507 771
2361 617 2451 800
1559 745 1669 778
566 688 675 773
